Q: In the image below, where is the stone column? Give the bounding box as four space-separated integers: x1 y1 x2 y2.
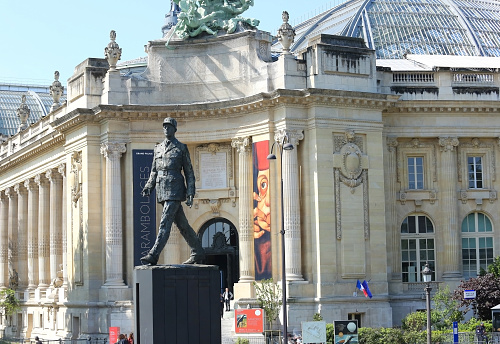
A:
100 142 127 286
15 183 28 289
35 173 50 288
231 137 255 282
6 186 18 288
0 191 8 288
47 168 63 286
386 137 400 280
439 137 461 278
58 164 68 289
25 179 39 290
276 129 304 281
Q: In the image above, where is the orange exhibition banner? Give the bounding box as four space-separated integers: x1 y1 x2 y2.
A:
235 308 264 334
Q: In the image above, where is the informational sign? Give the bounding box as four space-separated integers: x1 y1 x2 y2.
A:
334 320 359 344
302 321 326 343
200 152 227 189
132 150 157 267
464 290 476 299
453 321 458 344
109 326 119 344
234 308 264 334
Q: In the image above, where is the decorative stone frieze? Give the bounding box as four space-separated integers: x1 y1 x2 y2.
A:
71 151 82 207
334 130 370 240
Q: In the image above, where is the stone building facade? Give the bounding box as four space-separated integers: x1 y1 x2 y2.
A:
0 26 499 339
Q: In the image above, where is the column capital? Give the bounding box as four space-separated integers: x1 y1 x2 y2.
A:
387 137 398 152
13 183 26 195
57 163 66 177
100 142 127 160
231 137 252 154
5 187 15 199
24 179 38 191
34 173 48 187
274 129 304 147
46 168 62 183
439 137 459 152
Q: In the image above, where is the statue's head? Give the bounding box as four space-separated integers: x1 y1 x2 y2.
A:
163 117 178 132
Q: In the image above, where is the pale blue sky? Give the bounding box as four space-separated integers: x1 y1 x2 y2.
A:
0 0 340 85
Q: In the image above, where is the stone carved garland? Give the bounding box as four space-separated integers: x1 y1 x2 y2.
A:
71 152 82 207
334 130 370 240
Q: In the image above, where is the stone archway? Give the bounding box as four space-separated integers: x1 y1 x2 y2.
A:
198 218 239 292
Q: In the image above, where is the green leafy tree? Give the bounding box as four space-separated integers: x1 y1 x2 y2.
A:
253 278 282 331
0 288 20 318
452 273 500 320
487 256 500 277
432 285 464 330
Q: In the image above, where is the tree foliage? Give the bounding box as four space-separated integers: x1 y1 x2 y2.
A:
432 285 464 329
487 256 500 278
0 288 20 317
253 278 282 331
452 273 500 320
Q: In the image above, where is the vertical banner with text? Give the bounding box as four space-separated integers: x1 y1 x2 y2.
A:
133 149 156 267
253 141 272 280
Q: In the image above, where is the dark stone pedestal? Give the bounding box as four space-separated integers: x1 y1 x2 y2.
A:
134 264 221 344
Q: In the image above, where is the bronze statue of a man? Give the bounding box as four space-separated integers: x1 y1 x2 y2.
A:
140 117 205 265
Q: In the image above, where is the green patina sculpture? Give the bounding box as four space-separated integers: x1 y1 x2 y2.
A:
172 0 259 40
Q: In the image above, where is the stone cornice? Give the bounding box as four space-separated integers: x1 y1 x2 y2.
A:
90 89 398 121
0 133 65 174
385 102 500 114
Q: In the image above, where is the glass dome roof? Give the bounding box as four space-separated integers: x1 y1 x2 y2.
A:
290 0 500 59
0 84 66 137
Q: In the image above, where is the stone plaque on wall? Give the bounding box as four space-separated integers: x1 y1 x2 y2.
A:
195 143 233 190
200 152 227 189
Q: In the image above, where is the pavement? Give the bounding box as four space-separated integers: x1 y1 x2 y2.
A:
221 303 235 343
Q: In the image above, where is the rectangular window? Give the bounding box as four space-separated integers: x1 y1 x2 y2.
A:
401 238 435 282
468 156 483 189
462 237 493 279
408 157 424 189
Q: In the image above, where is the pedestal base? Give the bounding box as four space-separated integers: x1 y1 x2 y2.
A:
134 264 221 344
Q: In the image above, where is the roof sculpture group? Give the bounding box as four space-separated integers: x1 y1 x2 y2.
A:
172 0 259 40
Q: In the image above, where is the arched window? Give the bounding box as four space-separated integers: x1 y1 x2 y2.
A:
199 218 238 252
462 212 494 279
401 214 435 282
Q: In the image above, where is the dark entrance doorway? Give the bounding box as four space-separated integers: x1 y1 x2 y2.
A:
199 218 239 292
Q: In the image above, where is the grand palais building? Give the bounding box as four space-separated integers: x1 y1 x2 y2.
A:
0 0 499 340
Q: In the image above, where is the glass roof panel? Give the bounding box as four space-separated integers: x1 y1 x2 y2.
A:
365 0 479 58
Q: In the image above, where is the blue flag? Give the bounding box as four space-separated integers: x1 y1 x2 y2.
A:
356 280 373 298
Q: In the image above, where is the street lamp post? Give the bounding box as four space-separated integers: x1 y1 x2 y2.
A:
267 137 293 343
422 263 433 344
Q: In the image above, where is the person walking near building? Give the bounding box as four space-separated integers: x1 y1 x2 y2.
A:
222 287 233 311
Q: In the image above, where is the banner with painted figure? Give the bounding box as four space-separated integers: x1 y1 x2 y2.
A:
132 150 157 267
253 141 272 280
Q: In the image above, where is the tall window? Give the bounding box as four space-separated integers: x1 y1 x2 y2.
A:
408 157 424 189
468 156 483 189
462 212 494 279
401 215 435 282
